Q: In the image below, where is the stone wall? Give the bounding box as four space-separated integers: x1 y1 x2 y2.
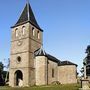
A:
58 65 77 84
10 22 42 87
9 68 30 87
48 60 58 84
35 56 48 85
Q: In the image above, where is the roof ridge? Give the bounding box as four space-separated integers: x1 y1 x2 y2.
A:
27 1 30 21
60 60 77 66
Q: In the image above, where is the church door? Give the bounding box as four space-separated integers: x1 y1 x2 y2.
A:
14 70 23 86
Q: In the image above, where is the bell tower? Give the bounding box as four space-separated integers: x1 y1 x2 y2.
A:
9 1 43 87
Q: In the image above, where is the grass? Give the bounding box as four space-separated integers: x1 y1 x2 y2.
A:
0 84 80 90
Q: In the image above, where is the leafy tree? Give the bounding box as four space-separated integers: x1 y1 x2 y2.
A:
86 45 90 55
0 58 10 86
3 71 9 83
0 62 3 73
4 58 10 83
0 62 5 86
80 67 84 77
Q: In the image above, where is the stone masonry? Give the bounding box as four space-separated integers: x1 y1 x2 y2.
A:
9 1 77 87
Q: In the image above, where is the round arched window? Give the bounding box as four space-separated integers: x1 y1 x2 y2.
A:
22 26 25 35
17 56 21 63
15 28 18 37
32 27 35 36
37 31 40 39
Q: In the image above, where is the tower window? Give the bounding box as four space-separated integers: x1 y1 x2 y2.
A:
15 28 18 37
22 26 25 35
17 56 21 63
52 69 54 78
32 27 35 36
37 31 40 39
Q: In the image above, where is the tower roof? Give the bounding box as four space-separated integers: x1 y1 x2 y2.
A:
12 2 43 31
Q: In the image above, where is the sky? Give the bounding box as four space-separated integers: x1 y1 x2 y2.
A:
0 0 90 75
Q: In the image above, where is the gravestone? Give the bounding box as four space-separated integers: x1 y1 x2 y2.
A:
79 79 90 90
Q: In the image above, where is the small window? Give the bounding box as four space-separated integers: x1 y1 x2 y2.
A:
22 26 25 35
52 69 54 78
15 28 18 37
32 27 35 36
37 31 40 39
17 56 21 63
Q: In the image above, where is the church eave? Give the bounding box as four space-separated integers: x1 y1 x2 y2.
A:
58 61 77 67
11 21 43 32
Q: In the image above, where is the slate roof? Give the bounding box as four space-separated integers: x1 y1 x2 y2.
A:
59 61 77 66
34 47 46 56
46 54 60 63
12 2 43 31
34 48 77 66
34 47 60 63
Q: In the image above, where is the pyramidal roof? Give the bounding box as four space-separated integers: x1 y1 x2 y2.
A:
12 1 43 31
34 47 60 63
34 46 46 56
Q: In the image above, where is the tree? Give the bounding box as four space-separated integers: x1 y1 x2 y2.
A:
0 62 3 73
86 45 90 55
0 58 10 86
80 67 84 77
0 62 5 86
3 58 10 83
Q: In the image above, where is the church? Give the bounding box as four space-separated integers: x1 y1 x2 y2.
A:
9 1 77 87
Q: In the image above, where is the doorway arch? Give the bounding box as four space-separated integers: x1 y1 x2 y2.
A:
14 70 23 86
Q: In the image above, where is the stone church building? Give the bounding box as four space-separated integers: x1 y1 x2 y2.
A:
9 1 77 87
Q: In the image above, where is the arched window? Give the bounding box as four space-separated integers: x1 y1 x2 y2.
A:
22 26 25 35
15 28 18 37
32 27 35 36
52 69 54 78
37 31 40 39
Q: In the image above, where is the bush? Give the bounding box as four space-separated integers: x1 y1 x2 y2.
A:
0 77 5 86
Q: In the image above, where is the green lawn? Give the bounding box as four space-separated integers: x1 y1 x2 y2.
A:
0 84 80 90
